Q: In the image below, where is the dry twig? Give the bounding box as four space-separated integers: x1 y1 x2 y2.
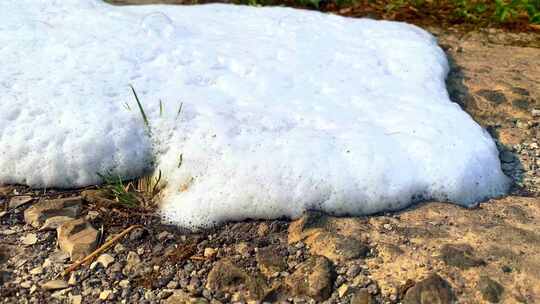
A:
61 224 143 277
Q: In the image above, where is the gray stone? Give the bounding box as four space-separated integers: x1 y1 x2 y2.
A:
157 231 174 241
346 263 362 278
41 279 69 291
129 227 146 241
500 150 514 163
48 251 70 263
96 253 115 268
366 283 379 295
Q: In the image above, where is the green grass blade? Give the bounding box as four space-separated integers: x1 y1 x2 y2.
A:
130 84 150 130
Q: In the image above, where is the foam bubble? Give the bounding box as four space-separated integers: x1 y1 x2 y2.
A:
141 12 175 40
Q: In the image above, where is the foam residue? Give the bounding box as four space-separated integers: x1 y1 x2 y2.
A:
0 0 509 228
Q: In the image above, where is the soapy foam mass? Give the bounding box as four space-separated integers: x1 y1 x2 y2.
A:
0 0 509 227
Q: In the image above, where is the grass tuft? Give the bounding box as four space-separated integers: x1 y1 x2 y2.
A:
97 170 164 208
113 86 186 208
97 172 140 207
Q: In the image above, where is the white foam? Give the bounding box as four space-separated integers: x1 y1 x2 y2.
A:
0 0 509 228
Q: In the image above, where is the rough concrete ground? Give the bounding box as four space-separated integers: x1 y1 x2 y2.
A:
438 27 540 196
1 15 540 304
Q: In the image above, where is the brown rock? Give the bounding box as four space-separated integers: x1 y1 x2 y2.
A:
285 256 335 301
40 216 78 231
0 185 15 197
163 290 208 304
476 89 507 105
403 274 455 304
478 276 504 303
21 233 38 246
309 232 369 263
439 244 485 269
358 196 540 302
351 288 374 304
81 189 117 205
8 196 33 209
203 248 217 259
24 197 82 228
288 211 369 263
288 211 328 244
206 260 267 301
256 246 286 277
57 218 99 261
